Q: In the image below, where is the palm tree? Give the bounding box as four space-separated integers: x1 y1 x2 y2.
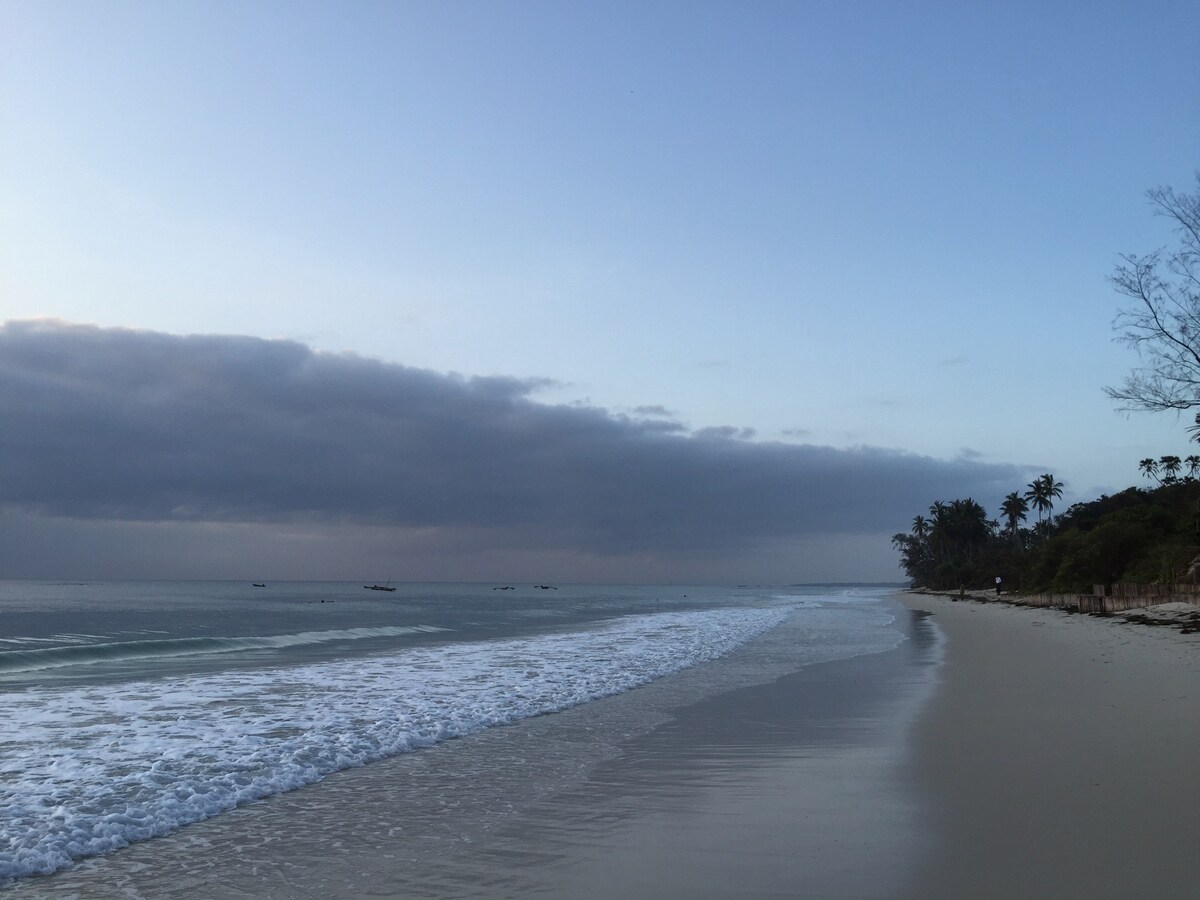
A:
1139 458 1161 483
926 501 954 561
1024 478 1048 523
1040 473 1064 520
1000 491 1028 541
1025 473 1063 524
911 515 930 539
1188 412 1200 444
1186 455 1200 481
1160 455 1182 484
944 498 991 561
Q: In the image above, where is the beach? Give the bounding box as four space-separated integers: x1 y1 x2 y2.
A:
6 585 1197 897
471 596 1200 899
511 594 1200 899
2 583 920 897
896 592 1200 898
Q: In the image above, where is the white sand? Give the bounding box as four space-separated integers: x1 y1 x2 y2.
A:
898 592 1200 898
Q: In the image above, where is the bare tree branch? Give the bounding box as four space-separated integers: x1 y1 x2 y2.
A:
1107 172 1200 413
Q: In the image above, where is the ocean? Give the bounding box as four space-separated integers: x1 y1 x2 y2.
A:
0 580 935 897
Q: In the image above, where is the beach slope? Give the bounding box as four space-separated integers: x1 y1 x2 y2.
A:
898 593 1200 899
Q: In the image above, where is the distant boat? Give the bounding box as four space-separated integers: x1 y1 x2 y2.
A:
364 579 396 592
251 583 266 588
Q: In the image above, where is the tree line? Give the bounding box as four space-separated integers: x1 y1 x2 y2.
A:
893 469 1200 593
896 173 1200 592
892 474 1062 590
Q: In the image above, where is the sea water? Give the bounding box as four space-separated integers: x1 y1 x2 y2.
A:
0 581 918 893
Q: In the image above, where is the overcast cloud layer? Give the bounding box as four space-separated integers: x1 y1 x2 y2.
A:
1 321 1031 580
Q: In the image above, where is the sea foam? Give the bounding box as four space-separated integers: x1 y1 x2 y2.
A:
0 606 788 882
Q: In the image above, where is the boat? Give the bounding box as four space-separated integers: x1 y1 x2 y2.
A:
364 579 396 592
251 583 266 588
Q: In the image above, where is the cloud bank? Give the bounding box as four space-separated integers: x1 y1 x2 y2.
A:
0 321 1028 580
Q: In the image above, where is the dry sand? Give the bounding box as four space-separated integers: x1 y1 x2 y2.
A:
897 592 1200 899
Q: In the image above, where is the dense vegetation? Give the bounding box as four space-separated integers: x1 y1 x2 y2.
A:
893 463 1200 592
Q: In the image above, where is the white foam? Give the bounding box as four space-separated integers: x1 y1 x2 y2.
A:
0 606 789 882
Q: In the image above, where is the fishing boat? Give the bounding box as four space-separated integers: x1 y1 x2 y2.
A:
364 579 396 592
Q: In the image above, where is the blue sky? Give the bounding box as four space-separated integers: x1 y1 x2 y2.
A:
1 1 1198 582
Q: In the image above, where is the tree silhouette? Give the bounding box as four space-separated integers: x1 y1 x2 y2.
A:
1186 455 1200 480
1160 455 1183 483
1000 491 1028 542
939 499 991 561
1025 473 1063 524
1106 174 1200 413
1041 473 1064 518
1139 457 1162 483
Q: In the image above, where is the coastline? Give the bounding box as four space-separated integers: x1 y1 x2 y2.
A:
501 615 939 899
897 591 1200 898
15 590 1195 898
14 594 936 898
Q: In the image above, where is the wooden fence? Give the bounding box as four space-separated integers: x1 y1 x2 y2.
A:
1092 583 1200 599
1010 583 1200 614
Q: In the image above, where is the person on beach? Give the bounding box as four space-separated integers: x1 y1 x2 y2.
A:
995 576 1002 595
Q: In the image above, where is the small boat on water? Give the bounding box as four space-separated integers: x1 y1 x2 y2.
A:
251 583 266 588
364 579 396 592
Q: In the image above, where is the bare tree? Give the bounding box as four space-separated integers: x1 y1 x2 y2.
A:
1106 173 1200 413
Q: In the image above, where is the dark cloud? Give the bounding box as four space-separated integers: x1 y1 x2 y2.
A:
0 321 1030 565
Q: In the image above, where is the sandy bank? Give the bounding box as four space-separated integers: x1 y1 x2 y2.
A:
897 592 1200 898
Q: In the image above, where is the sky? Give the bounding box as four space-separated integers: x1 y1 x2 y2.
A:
1 0 1198 583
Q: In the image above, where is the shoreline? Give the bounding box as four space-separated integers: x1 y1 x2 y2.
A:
15 595 934 898
13 591 1195 898
897 591 1200 898
502 612 939 899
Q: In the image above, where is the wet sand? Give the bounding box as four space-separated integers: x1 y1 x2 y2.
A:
497 618 940 899
897 592 1200 898
16 600 938 898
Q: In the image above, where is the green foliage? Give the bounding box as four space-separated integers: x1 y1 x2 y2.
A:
1047 520 1155 592
895 478 1200 592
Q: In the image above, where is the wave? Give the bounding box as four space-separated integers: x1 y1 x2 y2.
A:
0 606 790 883
0 625 450 674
